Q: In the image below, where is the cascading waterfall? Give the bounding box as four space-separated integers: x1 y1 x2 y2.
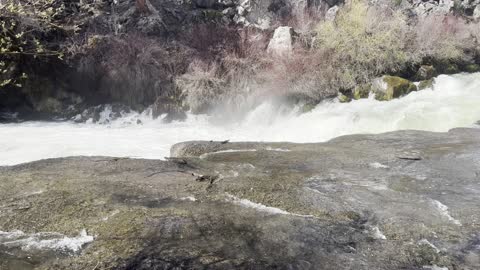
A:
1 72 479 166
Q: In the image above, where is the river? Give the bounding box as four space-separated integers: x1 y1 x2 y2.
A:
1 73 479 166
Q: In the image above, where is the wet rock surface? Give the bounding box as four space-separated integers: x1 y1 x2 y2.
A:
1 128 480 269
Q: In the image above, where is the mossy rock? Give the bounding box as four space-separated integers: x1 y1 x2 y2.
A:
415 65 436 81
418 79 434 90
465 64 480 73
432 59 460 74
300 103 317 113
338 93 351 103
374 76 417 101
353 84 371 100
444 63 460 74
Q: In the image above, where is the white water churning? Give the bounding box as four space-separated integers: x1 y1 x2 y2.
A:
0 73 479 166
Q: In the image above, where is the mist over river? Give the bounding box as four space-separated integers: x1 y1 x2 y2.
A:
1 72 479 166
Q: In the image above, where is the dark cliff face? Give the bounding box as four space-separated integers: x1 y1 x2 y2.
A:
0 0 227 119
0 0 337 121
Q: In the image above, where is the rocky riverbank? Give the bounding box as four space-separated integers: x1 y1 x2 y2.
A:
2 0 480 122
1 128 480 269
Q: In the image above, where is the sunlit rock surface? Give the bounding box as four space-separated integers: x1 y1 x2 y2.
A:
1 128 480 269
267 26 294 56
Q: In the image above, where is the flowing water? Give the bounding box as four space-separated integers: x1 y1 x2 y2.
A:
1 73 480 166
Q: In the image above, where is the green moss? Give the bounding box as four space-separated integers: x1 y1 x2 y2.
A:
465 64 480 73
407 242 441 267
418 79 434 90
444 63 460 74
338 93 351 103
300 103 317 113
353 84 371 100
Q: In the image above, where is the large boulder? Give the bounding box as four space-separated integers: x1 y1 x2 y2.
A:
475 5 480 19
373 76 418 101
325 5 339 21
267 26 294 56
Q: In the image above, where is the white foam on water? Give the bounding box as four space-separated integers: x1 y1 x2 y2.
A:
418 239 440 253
179 196 197 202
226 194 291 215
265 147 291 152
422 265 449 270
369 162 389 169
0 230 24 241
225 194 313 217
431 199 462 226
0 73 480 166
371 226 387 240
0 229 94 253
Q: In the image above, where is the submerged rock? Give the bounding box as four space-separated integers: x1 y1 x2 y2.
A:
418 78 435 90
73 104 131 124
338 93 351 103
1 128 480 269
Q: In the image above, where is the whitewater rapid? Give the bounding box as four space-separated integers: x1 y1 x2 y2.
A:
1 73 479 166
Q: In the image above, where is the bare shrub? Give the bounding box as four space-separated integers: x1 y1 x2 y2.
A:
288 5 325 34
176 60 226 114
220 30 269 91
315 0 410 89
466 21 480 56
413 15 472 61
75 34 192 109
185 23 242 59
177 29 271 112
